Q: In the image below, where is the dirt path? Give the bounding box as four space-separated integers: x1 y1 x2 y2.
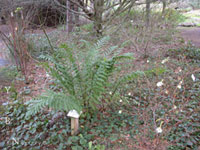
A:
179 27 200 48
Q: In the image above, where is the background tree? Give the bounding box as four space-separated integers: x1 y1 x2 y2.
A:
162 0 167 14
54 0 137 35
146 0 151 27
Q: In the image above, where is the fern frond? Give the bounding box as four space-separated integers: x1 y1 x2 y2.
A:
110 71 145 98
85 36 110 64
50 67 75 95
26 90 82 116
94 36 110 52
112 53 134 61
28 36 138 115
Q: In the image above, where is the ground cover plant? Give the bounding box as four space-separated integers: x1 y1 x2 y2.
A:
0 1 200 150
0 43 199 149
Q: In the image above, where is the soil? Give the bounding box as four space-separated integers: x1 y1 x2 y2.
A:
179 27 200 47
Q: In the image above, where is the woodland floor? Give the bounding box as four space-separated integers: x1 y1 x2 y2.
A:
0 24 199 149
0 25 200 105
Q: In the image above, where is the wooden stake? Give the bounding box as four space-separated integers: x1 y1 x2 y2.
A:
71 118 79 135
67 110 81 135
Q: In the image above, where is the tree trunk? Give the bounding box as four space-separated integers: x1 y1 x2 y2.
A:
146 0 151 28
74 2 79 25
93 0 104 36
162 0 167 15
66 0 73 33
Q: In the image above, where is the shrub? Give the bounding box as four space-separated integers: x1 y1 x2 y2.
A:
26 37 144 116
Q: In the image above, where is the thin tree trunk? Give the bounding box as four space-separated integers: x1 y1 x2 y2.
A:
162 0 167 15
146 0 151 28
66 0 73 33
93 0 104 36
74 1 79 25
66 0 69 32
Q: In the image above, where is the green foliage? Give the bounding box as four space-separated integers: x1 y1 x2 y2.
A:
26 91 81 116
114 45 199 149
80 23 94 32
121 9 144 19
179 10 200 27
0 96 138 149
0 66 18 82
164 46 200 149
167 45 200 63
0 100 72 149
26 31 60 59
26 37 140 115
163 8 186 24
1 42 199 149
1 65 199 149
166 76 200 149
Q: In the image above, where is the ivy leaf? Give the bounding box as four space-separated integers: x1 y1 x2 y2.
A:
58 143 64 150
0 142 5 148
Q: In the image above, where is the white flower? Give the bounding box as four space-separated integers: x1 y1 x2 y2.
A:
173 105 177 109
177 80 183 89
118 110 122 114
119 99 123 103
165 90 169 94
156 127 163 133
191 74 196 81
109 91 112 95
11 12 14 17
147 60 150 63
128 92 131 96
131 20 133 23
12 137 19 144
46 73 50 78
175 67 182 74
157 80 164 87
177 84 181 89
161 57 169 64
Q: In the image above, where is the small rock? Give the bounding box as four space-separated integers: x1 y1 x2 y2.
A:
179 22 196 27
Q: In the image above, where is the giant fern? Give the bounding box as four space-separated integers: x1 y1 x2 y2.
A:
26 36 142 115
